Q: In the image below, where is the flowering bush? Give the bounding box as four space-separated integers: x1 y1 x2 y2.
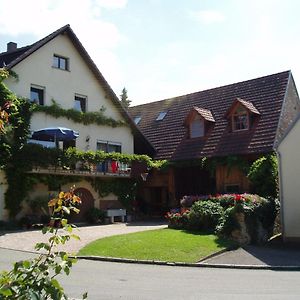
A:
166 193 279 244
165 209 190 229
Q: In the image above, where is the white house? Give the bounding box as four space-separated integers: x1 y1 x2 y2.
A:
276 113 300 242
0 24 152 221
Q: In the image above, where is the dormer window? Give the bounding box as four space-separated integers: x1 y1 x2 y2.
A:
184 106 215 139
225 98 261 133
156 111 167 121
190 115 204 138
232 106 249 131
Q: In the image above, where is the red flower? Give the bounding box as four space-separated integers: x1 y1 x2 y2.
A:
235 194 242 201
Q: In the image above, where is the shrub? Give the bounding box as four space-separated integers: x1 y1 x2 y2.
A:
0 186 87 299
247 153 278 198
187 200 224 232
165 210 189 229
166 193 279 244
86 207 106 224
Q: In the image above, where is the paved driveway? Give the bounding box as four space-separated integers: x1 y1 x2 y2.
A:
0 222 167 254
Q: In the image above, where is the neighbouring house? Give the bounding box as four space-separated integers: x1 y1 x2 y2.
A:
129 71 300 215
0 24 153 221
276 113 300 242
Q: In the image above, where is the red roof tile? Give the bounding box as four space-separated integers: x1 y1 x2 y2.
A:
129 71 291 160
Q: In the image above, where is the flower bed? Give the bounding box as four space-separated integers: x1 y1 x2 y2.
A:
165 194 279 245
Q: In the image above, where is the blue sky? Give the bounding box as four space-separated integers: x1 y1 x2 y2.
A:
0 0 299 105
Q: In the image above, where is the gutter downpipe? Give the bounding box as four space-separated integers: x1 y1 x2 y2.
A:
276 150 286 242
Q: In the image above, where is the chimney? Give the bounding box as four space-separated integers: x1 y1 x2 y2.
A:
7 42 17 52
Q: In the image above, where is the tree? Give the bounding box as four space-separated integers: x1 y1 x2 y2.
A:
119 87 131 109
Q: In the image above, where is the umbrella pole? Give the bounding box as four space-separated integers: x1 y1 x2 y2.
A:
55 134 59 148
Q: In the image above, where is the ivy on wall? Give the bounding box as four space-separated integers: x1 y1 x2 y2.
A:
33 100 126 127
0 68 164 217
88 177 138 212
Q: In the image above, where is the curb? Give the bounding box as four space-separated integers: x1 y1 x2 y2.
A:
74 254 300 270
1 246 300 271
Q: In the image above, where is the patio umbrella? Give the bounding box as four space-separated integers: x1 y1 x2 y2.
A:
31 127 79 142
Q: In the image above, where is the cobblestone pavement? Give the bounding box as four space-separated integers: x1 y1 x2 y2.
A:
0 222 167 254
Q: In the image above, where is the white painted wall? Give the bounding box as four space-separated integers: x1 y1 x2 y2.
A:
278 118 300 240
0 32 134 220
4 33 133 153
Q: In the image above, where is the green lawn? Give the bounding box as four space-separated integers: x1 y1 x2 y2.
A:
78 228 234 263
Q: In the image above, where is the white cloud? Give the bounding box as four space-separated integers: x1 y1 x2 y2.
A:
95 0 128 9
189 10 225 25
0 0 127 88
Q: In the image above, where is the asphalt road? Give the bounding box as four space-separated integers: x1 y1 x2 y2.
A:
1 248 300 300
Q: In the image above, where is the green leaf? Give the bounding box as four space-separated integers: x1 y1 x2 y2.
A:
22 260 31 269
51 278 62 289
61 218 68 227
71 234 80 240
62 206 70 214
83 292 88 299
0 288 13 296
64 266 70 275
42 226 49 234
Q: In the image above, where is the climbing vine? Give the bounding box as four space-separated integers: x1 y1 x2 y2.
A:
0 68 164 217
88 178 138 211
0 69 34 217
33 99 126 127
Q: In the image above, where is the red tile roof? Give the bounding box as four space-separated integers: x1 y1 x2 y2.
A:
193 107 215 122
224 98 261 118
129 71 291 160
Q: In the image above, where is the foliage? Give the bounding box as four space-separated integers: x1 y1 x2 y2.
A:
166 193 279 244
119 87 131 109
247 153 278 198
34 99 125 127
89 178 138 211
78 228 234 263
0 187 87 299
26 195 50 215
206 155 250 177
187 200 224 232
85 207 106 224
165 209 189 229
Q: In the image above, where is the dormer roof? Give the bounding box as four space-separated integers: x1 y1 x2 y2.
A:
225 98 261 118
184 106 215 126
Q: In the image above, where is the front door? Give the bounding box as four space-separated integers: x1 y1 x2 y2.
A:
71 187 95 222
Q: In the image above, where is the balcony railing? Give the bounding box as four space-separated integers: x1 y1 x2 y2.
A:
28 160 132 178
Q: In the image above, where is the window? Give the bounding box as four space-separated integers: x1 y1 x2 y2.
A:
74 95 87 113
134 116 141 124
97 140 122 153
53 55 69 70
190 115 204 138
232 106 249 131
156 111 167 121
30 86 44 105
